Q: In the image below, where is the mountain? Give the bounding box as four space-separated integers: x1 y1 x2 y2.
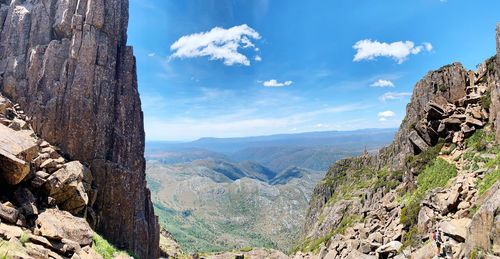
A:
289 25 500 259
0 0 158 257
146 128 396 172
147 159 325 253
146 129 395 253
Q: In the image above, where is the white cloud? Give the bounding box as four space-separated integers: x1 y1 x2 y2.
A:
423 42 433 52
353 40 432 64
378 110 395 121
170 24 261 66
148 53 156 57
379 92 411 101
255 55 262 62
263 79 293 87
371 79 394 88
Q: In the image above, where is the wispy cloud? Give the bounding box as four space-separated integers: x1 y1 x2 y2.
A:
148 53 156 57
379 92 411 101
170 24 261 66
353 40 433 64
378 110 395 121
263 79 293 87
255 55 262 62
371 79 394 88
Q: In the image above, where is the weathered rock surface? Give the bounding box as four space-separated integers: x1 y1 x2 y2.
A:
0 0 159 257
297 23 500 259
35 209 92 246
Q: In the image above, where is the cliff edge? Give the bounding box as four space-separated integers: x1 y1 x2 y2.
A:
0 0 159 258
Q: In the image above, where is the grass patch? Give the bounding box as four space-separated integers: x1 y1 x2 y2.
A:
401 226 421 250
466 129 495 152
19 233 29 245
240 247 253 252
401 158 457 227
92 233 130 259
478 170 500 196
293 215 362 254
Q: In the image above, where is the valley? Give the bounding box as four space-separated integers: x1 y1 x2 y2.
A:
145 129 396 253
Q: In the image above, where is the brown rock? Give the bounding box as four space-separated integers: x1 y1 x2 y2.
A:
439 218 471 242
0 203 19 224
44 161 90 215
0 1 160 256
35 209 93 246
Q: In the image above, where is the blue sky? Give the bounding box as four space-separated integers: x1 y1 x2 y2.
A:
129 0 500 141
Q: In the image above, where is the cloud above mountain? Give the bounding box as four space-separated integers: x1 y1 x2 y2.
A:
263 79 293 87
353 40 432 64
378 110 395 121
379 92 412 101
170 24 261 66
371 79 395 87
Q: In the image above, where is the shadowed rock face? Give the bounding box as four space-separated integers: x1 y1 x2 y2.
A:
0 0 159 258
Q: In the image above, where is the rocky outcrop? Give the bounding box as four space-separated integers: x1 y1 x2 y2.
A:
0 93 113 258
0 0 159 257
298 23 500 259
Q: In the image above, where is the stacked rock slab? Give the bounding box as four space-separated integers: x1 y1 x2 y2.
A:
0 0 159 258
0 93 106 258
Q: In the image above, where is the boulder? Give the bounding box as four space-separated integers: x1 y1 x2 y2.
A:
0 124 39 184
462 184 500 255
0 203 19 224
35 209 93 246
439 218 471 242
44 162 90 215
466 115 484 127
411 241 437 259
346 249 376 259
375 241 402 257
409 130 430 152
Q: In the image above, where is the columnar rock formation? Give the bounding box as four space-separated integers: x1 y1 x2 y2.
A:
0 0 159 258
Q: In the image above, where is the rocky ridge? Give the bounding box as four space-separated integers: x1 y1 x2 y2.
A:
291 24 500 259
0 93 129 258
0 0 159 257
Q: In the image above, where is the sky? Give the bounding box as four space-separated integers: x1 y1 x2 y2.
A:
128 0 500 141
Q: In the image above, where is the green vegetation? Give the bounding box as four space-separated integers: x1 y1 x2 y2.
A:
476 153 500 196
486 55 497 74
154 203 279 253
466 129 495 151
481 90 491 110
240 247 253 252
19 233 29 245
92 233 130 259
441 143 457 156
438 84 449 92
406 142 444 174
374 169 403 193
293 215 362 254
401 158 457 227
401 226 421 250
468 205 479 216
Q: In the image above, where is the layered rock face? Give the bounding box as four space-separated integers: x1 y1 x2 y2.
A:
0 0 158 258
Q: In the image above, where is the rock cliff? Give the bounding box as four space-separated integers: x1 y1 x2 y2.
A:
0 0 158 258
293 24 500 259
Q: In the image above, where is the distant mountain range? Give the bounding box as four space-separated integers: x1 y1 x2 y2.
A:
145 129 396 252
146 128 397 171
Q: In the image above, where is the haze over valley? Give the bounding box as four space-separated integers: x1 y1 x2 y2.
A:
145 129 396 252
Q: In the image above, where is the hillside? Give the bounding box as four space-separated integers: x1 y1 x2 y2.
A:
147 159 325 253
290 25 500 259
